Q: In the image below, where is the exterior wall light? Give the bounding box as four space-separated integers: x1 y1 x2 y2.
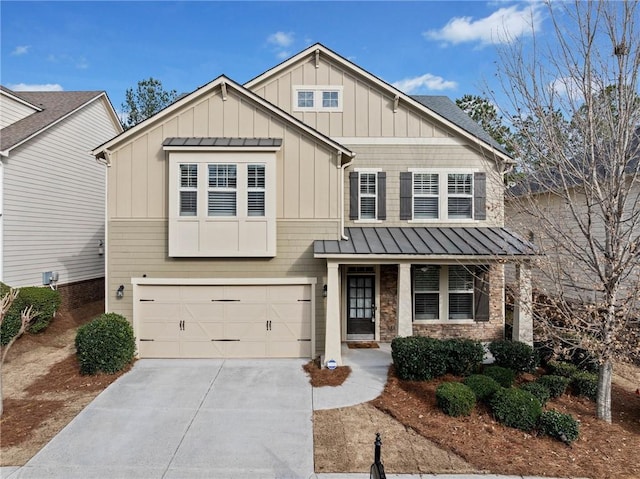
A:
322 284 328 297
116 285 125 298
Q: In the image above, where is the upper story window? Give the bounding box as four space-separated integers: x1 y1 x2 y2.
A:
247 164 265 216
208 164 237 217
179 164 198 217
349 170 386 221
400 170 486 221
293 86 343 112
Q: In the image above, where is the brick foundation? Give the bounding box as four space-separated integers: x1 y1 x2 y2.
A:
57 277 105 311
379 265 398 341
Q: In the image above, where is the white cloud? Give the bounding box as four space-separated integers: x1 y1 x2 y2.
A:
392 73 457 93
424 3 543 47
8 83 64 92
267 31 294 48
11 45 30 56
276 50 290 60
548 76 585 103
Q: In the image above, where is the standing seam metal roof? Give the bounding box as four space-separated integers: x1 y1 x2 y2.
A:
314 227 537 257
162 137 283 148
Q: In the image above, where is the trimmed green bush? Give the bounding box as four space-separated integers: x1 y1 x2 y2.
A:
482 365 516 388
537 375 570 398
0 283 61 345
520 381 551 406
539 410 580 444
75 313 135 375
436 382 476 417
463 374 501 402
571 371 598 400
442 338 484 377
391 336 448 381
488 340 538 373
490 387 542 431
547 360 579 378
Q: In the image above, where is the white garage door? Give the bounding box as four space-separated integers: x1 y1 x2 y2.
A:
135 283 312 358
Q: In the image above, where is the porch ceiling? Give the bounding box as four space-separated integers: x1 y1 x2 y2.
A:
314 227 537 258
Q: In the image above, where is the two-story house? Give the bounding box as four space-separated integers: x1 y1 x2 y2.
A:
0 86 121 308
92 44 535 365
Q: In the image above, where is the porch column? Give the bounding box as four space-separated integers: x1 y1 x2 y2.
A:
324 261 343 366
513 262 533 345
397 263 413 337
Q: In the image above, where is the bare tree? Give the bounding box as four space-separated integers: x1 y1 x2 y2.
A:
0 289 38 416
499 0 640 422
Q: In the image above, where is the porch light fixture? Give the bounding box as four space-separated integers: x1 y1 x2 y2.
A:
98 240 104 256
116 285 125 299
322 284 328 297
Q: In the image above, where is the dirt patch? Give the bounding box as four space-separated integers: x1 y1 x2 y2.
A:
303 359 351 387
0 301 129 466
370 366 640 479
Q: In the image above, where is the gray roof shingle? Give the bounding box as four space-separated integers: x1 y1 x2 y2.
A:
1 86 103 152
314 227 536 257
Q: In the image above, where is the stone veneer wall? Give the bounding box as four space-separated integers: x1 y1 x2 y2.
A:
57 277 105 311
412 264 505 341
379 265 398 341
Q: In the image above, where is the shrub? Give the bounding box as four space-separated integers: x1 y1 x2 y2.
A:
488 340 538 373
0 283 61 345
539 410 580 444
537 375 570 398
482 365 516 388
442 338 484 376
520 381 551 406
463 374 501 402
547 360 579 378
75 313 135 375
490 387 542 431
391 336 448 381
571 371 598 400
436 382 476 417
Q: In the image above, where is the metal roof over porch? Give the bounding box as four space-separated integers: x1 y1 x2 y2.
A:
314 227 537 258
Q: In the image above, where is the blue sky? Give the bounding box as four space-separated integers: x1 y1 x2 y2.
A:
1 1 545 115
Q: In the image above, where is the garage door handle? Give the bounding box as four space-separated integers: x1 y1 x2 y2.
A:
297 299 311 302
211 339 240 342
211 299 240 302
297 339 311 342
266 320 272 331
140 339 155 341
140 299 155 302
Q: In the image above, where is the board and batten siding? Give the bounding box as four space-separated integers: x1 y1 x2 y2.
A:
0 93 37 129
108 88 340 221
107 219 338 353
344 144 505 227
250 56 452 140
2 98 119 287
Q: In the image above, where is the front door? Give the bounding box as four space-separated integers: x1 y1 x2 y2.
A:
346 275 375 340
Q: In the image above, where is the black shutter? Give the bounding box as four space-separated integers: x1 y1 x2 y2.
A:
474 172 486 220
474 265 490 321
400 172 412 220
377 172 386 220
349 171 358 220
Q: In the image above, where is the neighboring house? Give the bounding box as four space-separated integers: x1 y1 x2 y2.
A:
0 86 122 307
93 44 536 365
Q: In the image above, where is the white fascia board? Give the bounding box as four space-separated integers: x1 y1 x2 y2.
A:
162 145 281 152
313 254 527 262
131 277 317 286
0 89 43 112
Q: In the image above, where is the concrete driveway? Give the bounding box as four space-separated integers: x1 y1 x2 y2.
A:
12 359 314 479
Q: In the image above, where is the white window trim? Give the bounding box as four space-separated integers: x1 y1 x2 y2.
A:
293 85 343 112
408 168 479 222
412 265 476 323
354 168 380 222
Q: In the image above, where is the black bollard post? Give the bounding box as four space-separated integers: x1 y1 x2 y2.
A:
370 432 386 479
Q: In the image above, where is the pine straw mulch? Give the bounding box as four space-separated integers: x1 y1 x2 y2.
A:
303 359 351 387
371 366 640 479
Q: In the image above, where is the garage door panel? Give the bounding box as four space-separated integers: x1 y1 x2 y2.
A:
225 321 266 340
268 340 311 358
270 303 311 322
224 285 268 301
181 340 215 358
181 285 224 301
183 303 225 322
139 320 180 339
224 303 268 321
139 286 181 301
139 302 181 320
224 340 267 358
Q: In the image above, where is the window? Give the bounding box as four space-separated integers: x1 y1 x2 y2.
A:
247 164 265 216
179 164 198 216
413 265 484 321
208 164 237 216
414 266 440 320
448 174 473 219
401 171 485 221
413 173 439 219
293 86 343 111
359 173 377 219
297 91 314 108
448 266 474 319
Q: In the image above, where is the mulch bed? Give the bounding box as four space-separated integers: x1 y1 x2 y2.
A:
371 366 640 479
303 359 351 387
347 342 379 349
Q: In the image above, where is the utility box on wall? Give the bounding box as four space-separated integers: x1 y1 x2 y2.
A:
42 271 59 285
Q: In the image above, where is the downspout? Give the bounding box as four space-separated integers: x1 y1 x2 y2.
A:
339 151 356 240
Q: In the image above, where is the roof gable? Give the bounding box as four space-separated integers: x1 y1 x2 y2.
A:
246 43 512 163
1 89 121 155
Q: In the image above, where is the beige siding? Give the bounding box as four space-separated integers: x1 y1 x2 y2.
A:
107 89 340 221
107 219 339 353
2 98 120 287
250 56 450 140
0 93 37 129
344 144 505 227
